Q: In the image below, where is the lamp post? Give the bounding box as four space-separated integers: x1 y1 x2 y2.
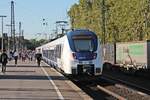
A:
0 15 7 53
42 18 48 40
56 21 68 35
6 24 11 54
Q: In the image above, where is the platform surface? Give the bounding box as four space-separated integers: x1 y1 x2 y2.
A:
0 60 91 100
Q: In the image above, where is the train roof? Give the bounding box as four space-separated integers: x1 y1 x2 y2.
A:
67 29 96 36
36 29 98 50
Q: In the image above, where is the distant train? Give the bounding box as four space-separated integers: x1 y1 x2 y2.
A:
36 29 103 76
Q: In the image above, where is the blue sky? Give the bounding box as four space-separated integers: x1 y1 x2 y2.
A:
0 0 78 39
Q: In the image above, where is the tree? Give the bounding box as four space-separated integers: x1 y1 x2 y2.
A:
68 0 150 42
23 39 48 50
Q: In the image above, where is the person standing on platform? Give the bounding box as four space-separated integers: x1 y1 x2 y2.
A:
0 50 8 73
35 49 42 66
13 50 18 67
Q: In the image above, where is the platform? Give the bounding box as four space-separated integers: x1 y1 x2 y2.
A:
0 60 91 100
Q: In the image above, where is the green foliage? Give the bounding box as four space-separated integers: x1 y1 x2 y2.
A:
24 39 48 50
68 0 150 42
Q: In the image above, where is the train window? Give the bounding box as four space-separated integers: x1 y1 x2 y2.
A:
73 39 94 52
55 44 62 58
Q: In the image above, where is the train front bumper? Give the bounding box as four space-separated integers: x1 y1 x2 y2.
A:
71 64 102 75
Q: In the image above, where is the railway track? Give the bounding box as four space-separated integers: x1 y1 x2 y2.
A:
68 75 150 100
68 75 125 100
102 74 150 95
100 75 150 100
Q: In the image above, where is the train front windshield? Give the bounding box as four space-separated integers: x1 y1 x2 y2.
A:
71 35 97 52
73 39 94 52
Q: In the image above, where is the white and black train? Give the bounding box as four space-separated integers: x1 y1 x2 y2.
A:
36 29 103 76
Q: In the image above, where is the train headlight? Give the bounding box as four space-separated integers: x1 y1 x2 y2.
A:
70 52 77 60
72 53 77 59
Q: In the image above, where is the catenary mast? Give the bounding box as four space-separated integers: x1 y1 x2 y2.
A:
11 1 16 51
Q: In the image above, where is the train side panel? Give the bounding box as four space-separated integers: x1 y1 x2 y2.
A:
61 36 73 74
94 40 103 75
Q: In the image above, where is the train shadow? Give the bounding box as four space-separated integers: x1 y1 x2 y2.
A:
6 65 50 68
69 74 115 99
68 74 115 88
0 74 67 81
